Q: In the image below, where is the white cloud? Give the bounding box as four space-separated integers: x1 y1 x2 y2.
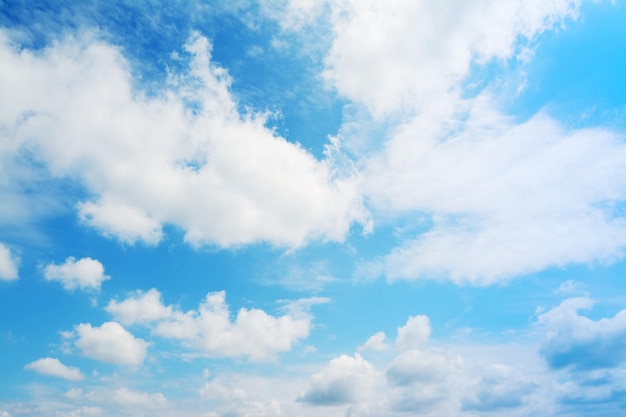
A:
386 349 456 386
73 321 149 366
362 102 626 284
396 315 431 350
298 353 377 405
155 291 314 361
58 407 103 417
358 331 388 351
322 0 626 284
0 243 18 281
105 288 173 325
0 29 367 249
538 297 626 371
43 257 110 291
325 0 580 117
24 357 84 381
111 388 167 408
461 364 536 412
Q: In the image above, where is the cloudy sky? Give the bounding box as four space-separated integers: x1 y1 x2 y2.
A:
1 0 626 416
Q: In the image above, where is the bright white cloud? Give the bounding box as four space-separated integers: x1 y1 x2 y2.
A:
106 288 173 325
386 349 456 386
43 257 110 291
24 357 84 381
111 388 167 408
325 0 580 117
0 29 367 248
362 102 626 284
73 321 149 366
155 291 315 361
538 297 626 371
298 353 377 405
321 0 626 284
358 331 389 351
396 315 431 350
0 243 18 281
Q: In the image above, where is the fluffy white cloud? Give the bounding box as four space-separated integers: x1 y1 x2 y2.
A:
155 291 317 361
322 0 626 284
325 0 580 117
24 357 84 381
72 321 149 366
358 331 388 351
0 243 18 281
362 101 626 284
396 315 431 350
298 353 377 405
0 29 367 248
105 288 173 325
43 257 110 291
538 297 626 371
386 349 455 386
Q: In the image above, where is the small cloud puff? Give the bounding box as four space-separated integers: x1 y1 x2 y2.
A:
24 357 84 381
43 257 110 292
68 321 149 366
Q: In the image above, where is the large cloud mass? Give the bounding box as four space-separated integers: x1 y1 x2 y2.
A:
0 30 367 248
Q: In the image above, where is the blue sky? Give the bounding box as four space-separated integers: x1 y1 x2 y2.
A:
2 0 626 416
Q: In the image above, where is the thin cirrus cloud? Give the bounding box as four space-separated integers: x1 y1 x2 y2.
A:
0 29 368 249
43 257 110 291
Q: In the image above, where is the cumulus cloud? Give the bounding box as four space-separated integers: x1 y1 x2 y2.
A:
538 297 626 371
72 321 149 366
105 288 173 325
0 243 18 281
386 349 454 386
0 29 367 248
358 331 389 352
322 0 626 284
298 353 377 405
396 315 431 350
461 364 536 412
325 0 580 117
24 357 84 381
155 291 316 361
43 257 110 291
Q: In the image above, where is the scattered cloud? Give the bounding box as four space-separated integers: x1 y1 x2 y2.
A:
24 357 84 381
0 29 368 249
461 364 536 412
43 257 110 291
298 353 377 406
358 331 388 352
538 297 626 371
71 321 149 366
155 291 315 361
362 104 626 284
105 288 173 325
0 242 18 281
324 0 580 117
396 315 431 350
